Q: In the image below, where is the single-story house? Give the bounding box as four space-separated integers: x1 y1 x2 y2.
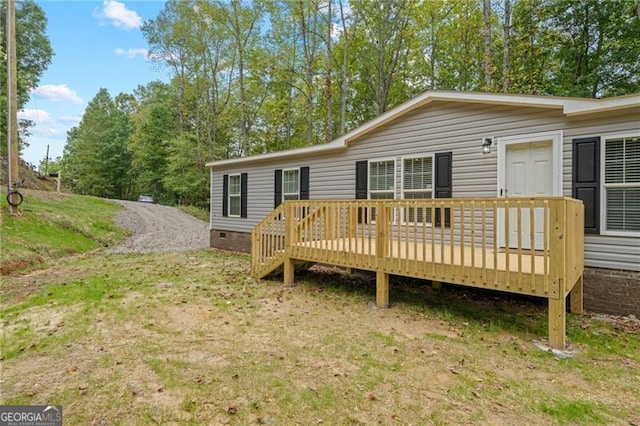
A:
206 91 639 317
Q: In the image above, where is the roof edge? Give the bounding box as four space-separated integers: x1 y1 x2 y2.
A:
205 139 346 168
207 90 640 168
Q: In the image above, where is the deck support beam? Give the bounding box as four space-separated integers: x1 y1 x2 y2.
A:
376 271 389 308
569 276 584 314
548 296 566 349
431 280 442 290
283 258 295 285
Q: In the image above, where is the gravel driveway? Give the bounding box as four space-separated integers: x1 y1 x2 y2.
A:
107 200 209 253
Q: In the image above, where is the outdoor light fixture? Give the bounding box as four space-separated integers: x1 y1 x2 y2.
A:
482 137 493 154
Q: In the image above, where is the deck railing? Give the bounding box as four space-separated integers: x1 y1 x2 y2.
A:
251 197 584 348
251 203 286 277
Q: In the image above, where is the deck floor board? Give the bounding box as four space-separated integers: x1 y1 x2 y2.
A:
292 237 553 297
295 238 546 274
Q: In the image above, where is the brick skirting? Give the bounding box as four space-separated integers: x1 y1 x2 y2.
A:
583 267 640 317
210 229 251 253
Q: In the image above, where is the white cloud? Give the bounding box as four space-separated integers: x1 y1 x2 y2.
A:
59 115 82 125
31 84 83 105
115 47 148 59
18 109 52 123
95 0 142 30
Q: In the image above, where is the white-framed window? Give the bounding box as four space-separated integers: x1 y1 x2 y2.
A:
368 158 395 222
228 174 241 217
283 168 300 201
369 159 395 199
602 135 640 235
402 155 433 223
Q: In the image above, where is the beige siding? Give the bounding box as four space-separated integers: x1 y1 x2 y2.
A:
211 102 640 271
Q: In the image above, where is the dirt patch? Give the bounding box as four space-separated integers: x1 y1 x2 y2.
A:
0 259 33 275
0 159 61 192
590 313 640 333
5 305 76 336
20 188 71 202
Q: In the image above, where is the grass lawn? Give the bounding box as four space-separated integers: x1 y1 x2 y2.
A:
0 189 126 274
1 249 639 425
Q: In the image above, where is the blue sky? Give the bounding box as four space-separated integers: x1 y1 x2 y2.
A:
21 0 169 166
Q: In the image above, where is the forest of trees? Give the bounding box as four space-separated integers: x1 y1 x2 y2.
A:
30 1 640 206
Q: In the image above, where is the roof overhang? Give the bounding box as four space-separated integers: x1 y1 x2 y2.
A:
207 90 640 169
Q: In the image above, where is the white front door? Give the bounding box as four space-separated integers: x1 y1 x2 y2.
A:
497 131 562 250
505 141 552 249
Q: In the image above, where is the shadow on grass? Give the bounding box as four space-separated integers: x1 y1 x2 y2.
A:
293 265 549 337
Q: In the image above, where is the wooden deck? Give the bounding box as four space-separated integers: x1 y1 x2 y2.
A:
293 238 554 295
252 198 585 349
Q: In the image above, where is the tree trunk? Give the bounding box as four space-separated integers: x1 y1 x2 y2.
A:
232 0 249 155
325 0 333 143
483 0 492 91
298 0 314 145
339 0 348 135
502 0 511 92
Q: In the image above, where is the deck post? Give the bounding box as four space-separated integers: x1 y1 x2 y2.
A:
283 202 295 285
284 257 295 285
569 275 584 314
548 199 567 349
431 281 442 290
548 295 566 349
376 271 389 308
375 204 390 308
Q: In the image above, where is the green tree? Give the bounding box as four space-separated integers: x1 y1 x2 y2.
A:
63 89 133 199
548 0 640 97
349 0 416 118
163 133 209 207
143 0 236 157
129 81 179 203
218 0 265 154
0 0 53 153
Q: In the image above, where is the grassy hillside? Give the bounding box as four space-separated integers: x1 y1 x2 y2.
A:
1 189 127 274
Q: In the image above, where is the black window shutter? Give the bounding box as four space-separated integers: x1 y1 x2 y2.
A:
222 174 229 217
300 167 310 200
572 137 600 234
355 161 368 223
274 169 283 208
355 160 368 199
435 152 452 227
240 173 248 218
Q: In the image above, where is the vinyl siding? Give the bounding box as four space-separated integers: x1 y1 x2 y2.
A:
210 101 640 271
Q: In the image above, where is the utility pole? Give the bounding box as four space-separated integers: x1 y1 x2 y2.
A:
6 0 20 215
44 144 50 175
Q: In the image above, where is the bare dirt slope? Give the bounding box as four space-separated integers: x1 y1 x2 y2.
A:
107 200 209 253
